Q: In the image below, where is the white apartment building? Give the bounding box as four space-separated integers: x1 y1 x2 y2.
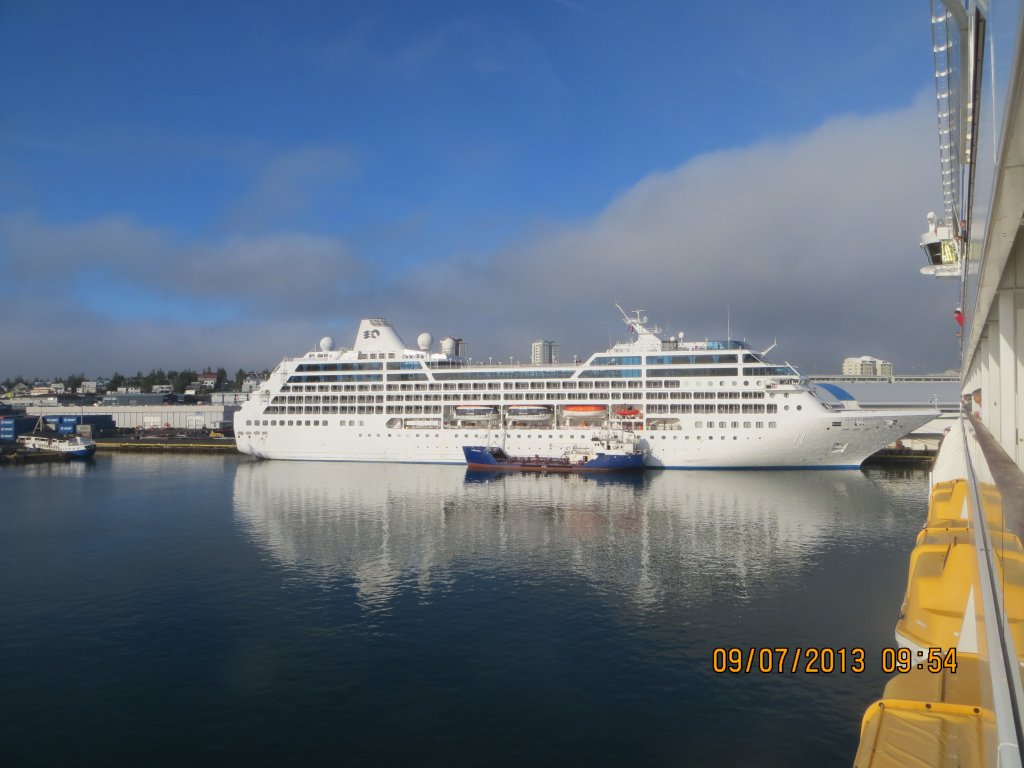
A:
842 355 894 377
531 340 558 365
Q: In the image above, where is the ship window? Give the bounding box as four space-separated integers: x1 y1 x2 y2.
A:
769 421 777 428
796 405 802 410
695 421 702 428
756 422 763 428
832 421 842 427
743 422 751 428
246 420 252 426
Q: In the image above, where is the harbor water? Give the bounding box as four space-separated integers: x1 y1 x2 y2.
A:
0 455 928 766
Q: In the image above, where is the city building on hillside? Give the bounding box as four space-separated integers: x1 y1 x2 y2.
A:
197 373 219 390
240 375 263 394
842 355 894 377
531 340 558 365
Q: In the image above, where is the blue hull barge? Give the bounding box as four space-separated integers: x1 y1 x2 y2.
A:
462 444 646 473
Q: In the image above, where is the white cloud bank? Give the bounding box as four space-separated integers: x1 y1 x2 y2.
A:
0 91 957 378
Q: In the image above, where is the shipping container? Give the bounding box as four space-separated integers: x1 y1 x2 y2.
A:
0 416 38 441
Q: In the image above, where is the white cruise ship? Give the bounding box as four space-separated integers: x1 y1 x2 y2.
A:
234 308 935 468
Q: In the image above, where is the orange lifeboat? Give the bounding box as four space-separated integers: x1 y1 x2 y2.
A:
563 405 607 422
615 408 641 417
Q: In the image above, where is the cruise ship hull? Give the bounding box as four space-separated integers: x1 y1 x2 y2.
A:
235 408 934 469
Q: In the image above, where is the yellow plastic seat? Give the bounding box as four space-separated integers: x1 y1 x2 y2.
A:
854 656 992 768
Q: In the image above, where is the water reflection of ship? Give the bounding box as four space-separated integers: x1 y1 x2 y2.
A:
232 461 901 609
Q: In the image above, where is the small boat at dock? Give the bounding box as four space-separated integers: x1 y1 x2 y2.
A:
17 433 97 458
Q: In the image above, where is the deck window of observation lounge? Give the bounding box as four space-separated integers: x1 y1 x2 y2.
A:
578 369 642 379
646 354 739 365
590 356 641 366
647 368 739 378
742 366 794 377
296 362 383 372
432 370 573 381
287 373 383 383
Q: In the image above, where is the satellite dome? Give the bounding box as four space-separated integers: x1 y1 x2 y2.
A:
319 336 335 352
417 332 433 351
440 336 456 355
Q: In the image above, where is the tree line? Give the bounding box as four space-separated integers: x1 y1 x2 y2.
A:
2 367 270 395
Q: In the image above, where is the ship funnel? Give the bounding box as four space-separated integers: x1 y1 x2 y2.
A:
353 318 406 354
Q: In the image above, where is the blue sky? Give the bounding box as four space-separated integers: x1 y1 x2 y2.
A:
0 1 958 378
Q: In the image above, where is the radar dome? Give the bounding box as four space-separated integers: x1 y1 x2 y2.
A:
417 332 433 351
319 336 335 352
440 336 456 355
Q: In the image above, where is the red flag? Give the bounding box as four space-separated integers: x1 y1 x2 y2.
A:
954 309 964 327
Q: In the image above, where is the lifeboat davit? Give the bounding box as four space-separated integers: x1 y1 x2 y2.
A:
562 404 608 422
505 405 554 423
453 405 499 422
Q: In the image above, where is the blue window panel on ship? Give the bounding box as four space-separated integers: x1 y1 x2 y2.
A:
704 340 750 350
647 367 739 378
742 366 792 377
386 361 426 370
577 369 642 378
432 370 573 381
590 356 641 366
295 362 383 372
646 354 739 365
387 373 428 381
286 374 383 383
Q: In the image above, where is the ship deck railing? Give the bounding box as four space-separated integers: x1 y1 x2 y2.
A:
853 414 1024 767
